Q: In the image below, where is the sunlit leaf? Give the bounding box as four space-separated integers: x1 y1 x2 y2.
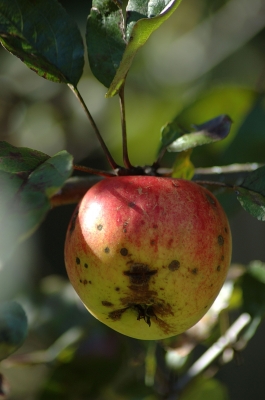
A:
236 187 265 221
167 115 232 152
106 0 182 96
0 301 28 361
0 0 84 85
172 150 195 180
86 0 126 88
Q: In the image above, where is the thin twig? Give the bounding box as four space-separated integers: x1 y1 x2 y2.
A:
167 313 251 399
74 164 116 178
119 84 133 169
68 84 120 170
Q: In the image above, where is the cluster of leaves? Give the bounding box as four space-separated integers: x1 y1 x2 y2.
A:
0 0 265 399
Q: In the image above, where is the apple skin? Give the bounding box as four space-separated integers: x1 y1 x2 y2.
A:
64 176 232 340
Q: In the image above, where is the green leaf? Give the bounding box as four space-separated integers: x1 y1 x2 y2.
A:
172 149 195 180
167 115 232 152
106 0 183 96
241 261 265 317
0 142 73 265
86 0 126 88
0 0 84 85
236 187 265 221
240 165 265 197
0 301 28 361
179 376 229 400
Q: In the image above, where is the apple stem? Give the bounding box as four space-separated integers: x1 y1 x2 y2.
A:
119 84 133 169
74 164 116 178
68 84 120 170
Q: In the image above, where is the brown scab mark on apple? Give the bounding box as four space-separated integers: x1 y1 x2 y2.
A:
76 257 80 265
216 265 221 272
191 268 198 275
168 260 180 271
133 304 157 327
128 201 136 208
124 263 157 285
104 247 110 254
115 287 120 291
123 221 129 232
108 307 128 321
84 263 88 269
218 235 224 246
102 301 113 307
97 224 103 231
120 247 128 256
79 279 88 285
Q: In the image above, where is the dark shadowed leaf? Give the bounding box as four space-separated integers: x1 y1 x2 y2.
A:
241 261 265 317
167 115 232 152
235 166 265 221
0 301 28 361
106 0 182 96
0 142 73 265
0 0 84 85
86 0 126 88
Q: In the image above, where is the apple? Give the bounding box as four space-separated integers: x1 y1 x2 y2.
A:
64 175 232 340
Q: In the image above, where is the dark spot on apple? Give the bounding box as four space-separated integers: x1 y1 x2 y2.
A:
123 221 129 232
79 279 82 283
225 227 228 233
168 260 180 271
109 308 128 321
124 264 157 285
153 224 158 229
76 257 80 265
89 281 92 284
206 193 216 206
133 304 157 327
104 247 110 254
160 288 164 290
218 235 224 246
128 201 135 208
97 224 103 231
120 248 128 256
150 239 156 246
84 263 88 268
204 305 208 309
191 268 198 275
102 301 113 307
83 279 88 285
69 207 79 234
115 287 120 291
217 265 221 271
168 238 173 247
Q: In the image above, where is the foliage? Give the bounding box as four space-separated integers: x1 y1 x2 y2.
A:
0 0 265 399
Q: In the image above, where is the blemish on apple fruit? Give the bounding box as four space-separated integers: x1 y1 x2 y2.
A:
115 287 120 291
97 224 103 231
120 248 128 256
76 257 80 265
102 301 113 307
150 239 156 246
83 279 88 285
217 265 221 271
221 255 224 261
109 308 128 321
89 281 92 284
128 201 135 208
84 263 88 268
218 235 224 246
104 247 110 254
191 268 198 275
168 260 180 271
153 224 158 229
124 263 157 285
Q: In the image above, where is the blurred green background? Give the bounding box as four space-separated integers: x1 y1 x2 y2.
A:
1 0 265 399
